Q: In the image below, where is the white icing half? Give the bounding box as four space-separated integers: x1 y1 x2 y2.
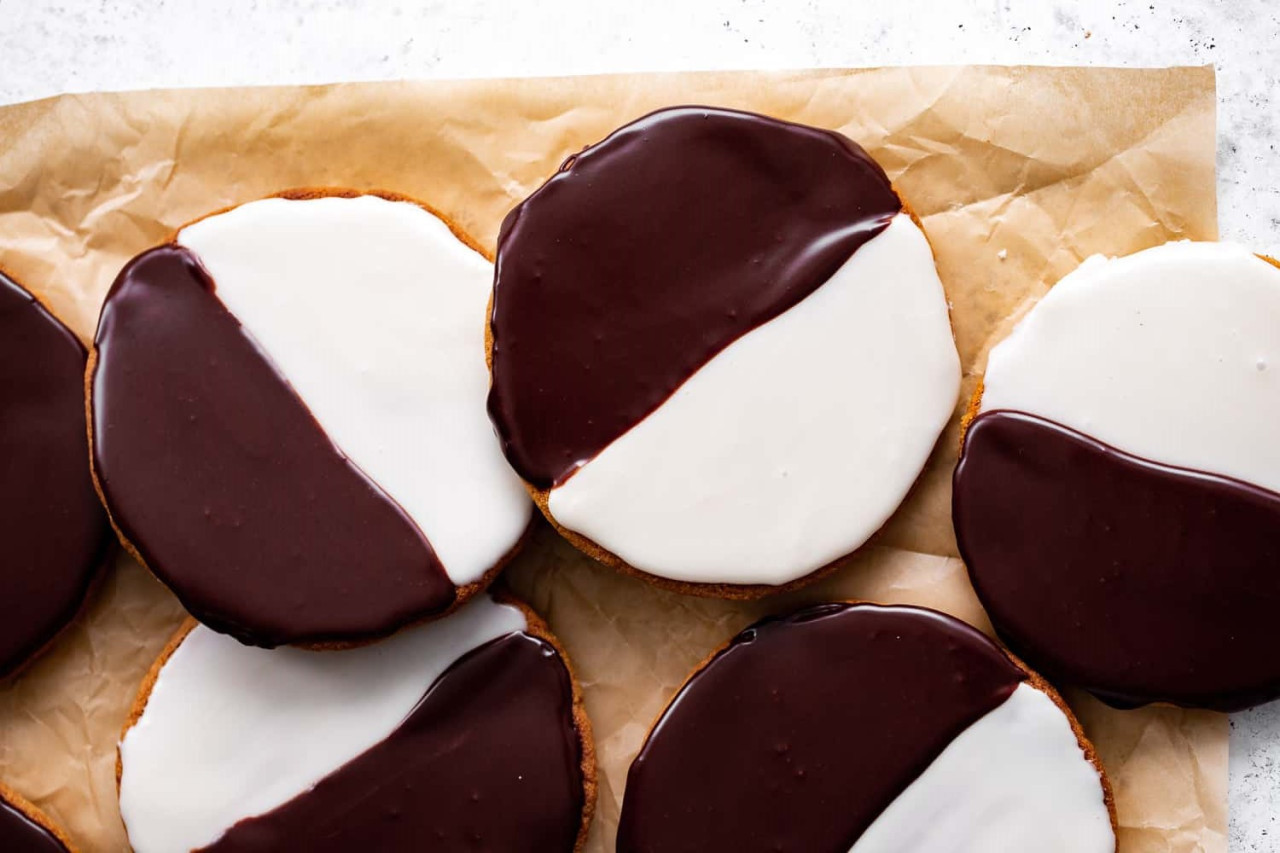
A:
982 241 1280 491
118 594 526 853
851 684 1113 853
547 214 960 585
178 196 532 586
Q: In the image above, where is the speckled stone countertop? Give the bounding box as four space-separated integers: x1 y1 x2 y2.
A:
2 0 1277 848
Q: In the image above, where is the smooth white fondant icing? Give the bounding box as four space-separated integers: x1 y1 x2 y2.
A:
178 196 531 586
851 684 1113 853
118 594 526 853
547 214 960 585
982 241 1280 491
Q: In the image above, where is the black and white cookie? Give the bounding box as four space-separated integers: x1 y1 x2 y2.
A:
91 191 533 647
0 269 111 678
955 242 1280 711
118 592 594 852
488 107 960 592
618 603 1115 852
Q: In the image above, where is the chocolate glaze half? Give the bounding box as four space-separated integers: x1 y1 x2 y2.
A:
488 106 902 489
617 603 1024 853
0 798 68 853
0 271 111 677
200 632 585 853
954 409 1280 712
91 246 454 648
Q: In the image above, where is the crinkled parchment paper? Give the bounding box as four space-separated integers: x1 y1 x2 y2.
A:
0 67 1222 852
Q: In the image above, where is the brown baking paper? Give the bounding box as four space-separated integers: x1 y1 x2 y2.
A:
0 66 1223 852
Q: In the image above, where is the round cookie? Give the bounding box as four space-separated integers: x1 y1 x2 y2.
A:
617 602 1115 853
0 269 112 678
954 242 1280 711
90 190 533 648
117 590 595 852
488 106 960 593
0 783 75 852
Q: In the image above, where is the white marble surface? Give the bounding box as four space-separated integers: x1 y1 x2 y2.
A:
0 0 1276 849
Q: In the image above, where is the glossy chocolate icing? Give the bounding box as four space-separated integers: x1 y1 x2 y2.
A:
0 799 68 853
92 246 453 648
0 272 111 677
201 632 585 852
617 603 1023 853
954 409 1280 712
488 106 902 488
